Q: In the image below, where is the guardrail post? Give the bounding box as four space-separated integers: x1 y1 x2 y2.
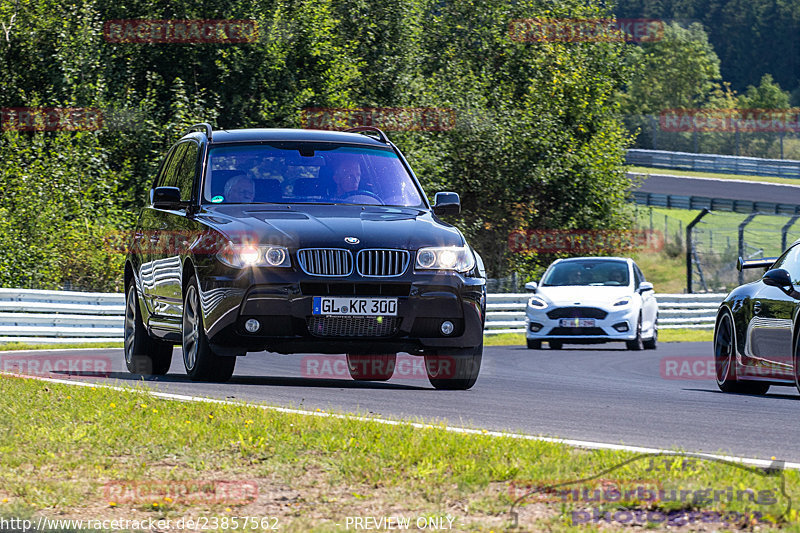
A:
686 208 710 294
738 213 758 285
781 215 799 251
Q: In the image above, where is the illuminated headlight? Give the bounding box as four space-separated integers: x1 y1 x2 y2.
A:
415 246 475 273
218 243 291 268
613 297 631 307
528 297 547 308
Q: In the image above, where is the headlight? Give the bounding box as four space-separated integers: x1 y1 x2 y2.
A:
415 246 475 273
613 297 631 307
218 243 291 268
528 297 547 308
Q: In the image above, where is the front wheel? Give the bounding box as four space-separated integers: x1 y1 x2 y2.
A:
182 276 236 382
526 339 541 349
124 281 172 375
425 343 482 390
346 354 396 381
626 316 644 351
715 311 769 395
643 320 658 350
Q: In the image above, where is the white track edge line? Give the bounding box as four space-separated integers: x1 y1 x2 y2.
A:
4 370 798 471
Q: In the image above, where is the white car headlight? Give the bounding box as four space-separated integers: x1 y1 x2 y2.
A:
415 246 475 273
218 243 291 268
613 297 631 307
528 297 547 308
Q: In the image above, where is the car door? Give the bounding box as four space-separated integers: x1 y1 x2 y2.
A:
140 144 182 314
158 139 202 320
633 263 656 332
147 142 188 318
748 245 800 375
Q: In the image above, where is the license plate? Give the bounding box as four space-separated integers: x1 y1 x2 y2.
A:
312 297 398 316
559 318 595 327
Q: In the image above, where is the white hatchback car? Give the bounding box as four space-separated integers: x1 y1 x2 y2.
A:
525 257 658 350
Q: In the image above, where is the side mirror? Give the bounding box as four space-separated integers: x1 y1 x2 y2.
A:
152 187 183 209
525 281 538 293
433 192 460 216
763 268 793 290
638 281 654 292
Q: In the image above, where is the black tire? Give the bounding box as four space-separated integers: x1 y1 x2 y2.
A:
643 320 658 350
626 316 644 351
346 354 396 381
549 340 562 350
182 276 236 382
526 339 542 349
715 311 769 395
124 280 172 375
425 342 482 390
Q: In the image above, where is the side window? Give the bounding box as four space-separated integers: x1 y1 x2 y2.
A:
634 264 645 287
161 143 188 190
175 142 200 202
153 145 180 189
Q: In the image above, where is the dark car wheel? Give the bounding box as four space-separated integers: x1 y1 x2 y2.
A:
124 281 172 375
526 339 541 349
182 276 236 382
549 340 562 350
626 315 644 351
425 343 482 390
715 311 769 395
346 354 396 381
643 320 658 350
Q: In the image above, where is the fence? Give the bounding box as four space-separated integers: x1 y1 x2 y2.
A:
626 149 800 178
0 289 724 344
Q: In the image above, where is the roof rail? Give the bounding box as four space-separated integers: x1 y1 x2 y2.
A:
345 126 389 144
184 123 213 141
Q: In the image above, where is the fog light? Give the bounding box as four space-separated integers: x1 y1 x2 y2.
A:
245 318 261 333
529 322 543 332
441 320 454 335
613 322 629 332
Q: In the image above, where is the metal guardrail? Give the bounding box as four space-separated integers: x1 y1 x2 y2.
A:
627 149 800 179
0 289 725 343
630 189 800 215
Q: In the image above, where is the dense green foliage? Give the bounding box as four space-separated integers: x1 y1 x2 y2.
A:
0 0 634 289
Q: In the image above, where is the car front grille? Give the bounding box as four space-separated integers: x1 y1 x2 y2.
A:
548 327 606 336
356 249 409 277
297 249 353 276
307 316 400 337
546 307 608 320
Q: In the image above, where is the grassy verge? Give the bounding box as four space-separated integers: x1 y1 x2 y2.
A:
0 341 124 351
0 375 796 532
629 165 800 186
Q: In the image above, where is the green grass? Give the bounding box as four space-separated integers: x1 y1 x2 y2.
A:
0 375 797 532
0 341 124 351
629 165 800 186
485 329 711 346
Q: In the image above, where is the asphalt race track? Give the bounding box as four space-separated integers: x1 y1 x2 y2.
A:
8 342 800 463
632 172 800 204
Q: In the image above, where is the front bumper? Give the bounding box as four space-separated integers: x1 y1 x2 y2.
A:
525 306 638 344
197 264 486 355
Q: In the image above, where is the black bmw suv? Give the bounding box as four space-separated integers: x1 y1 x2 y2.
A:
124 124 486 389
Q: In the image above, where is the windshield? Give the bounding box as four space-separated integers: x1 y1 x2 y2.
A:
204 143 425 206
541 260 630 287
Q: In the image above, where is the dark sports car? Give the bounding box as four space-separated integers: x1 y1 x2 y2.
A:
123 124 486 389
714 244 800 395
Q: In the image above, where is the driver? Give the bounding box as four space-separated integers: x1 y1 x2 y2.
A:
609 269 626 284
224 174 255 203
331 157 362 198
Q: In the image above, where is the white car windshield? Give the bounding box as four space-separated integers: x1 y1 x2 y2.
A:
541 260 630 287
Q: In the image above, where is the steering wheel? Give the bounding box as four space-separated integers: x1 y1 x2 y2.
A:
339 190 384 205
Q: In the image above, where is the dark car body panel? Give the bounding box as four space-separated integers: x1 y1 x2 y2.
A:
125 128 486 357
